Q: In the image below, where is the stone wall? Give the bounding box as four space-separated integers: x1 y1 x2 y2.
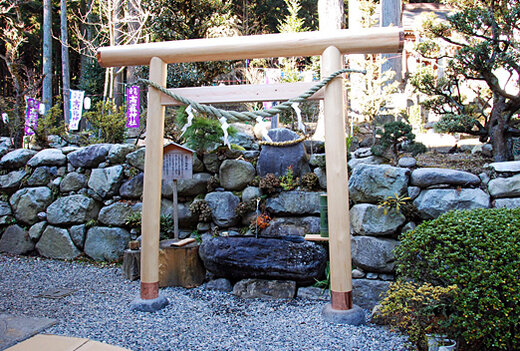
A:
1 131 520 308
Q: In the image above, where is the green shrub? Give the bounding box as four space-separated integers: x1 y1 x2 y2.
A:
371 121 426 164
375 281 458 351
175 106 236 154
395 208 520 350
83 100 127 144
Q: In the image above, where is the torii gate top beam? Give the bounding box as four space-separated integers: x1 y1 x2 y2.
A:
97 27 403 67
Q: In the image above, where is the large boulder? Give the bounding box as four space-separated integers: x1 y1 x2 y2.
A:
352 279 391 310
205 192 240 227
489 161 520 173
0 201 11 217
242 186 261 202
36 226 81 260
67 144 111 168
494 198 520 208
28 221 46 241
0 170 26 191
107 144 136 164
203 153 221 173
414 188 490 219
160 200 197 227
349 164 410 204
88 165 124 198
60 172 87 192
256 128 308 177
410 168 480 188
233 279 296 299
84 226 131 261
199 235 327 284
488 174 520 198
265 191 320 216
219 160 255 191
229 132 256 150
47 195 100 225
162 173 211 197
26 167 52 186
0 225 34 255
27 149 66 167
69 224 87 249
120 173 144 199
350 204 406 236
0 149 37 169
261 216 320 237
125 148 145 171
351 236 398 273
98 202 140 227
10 187 53 225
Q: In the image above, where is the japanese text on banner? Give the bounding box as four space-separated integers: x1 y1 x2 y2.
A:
25 98 40 136
126 86 140 128
69 90 85 130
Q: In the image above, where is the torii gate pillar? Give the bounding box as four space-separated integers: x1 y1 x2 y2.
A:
130 57 169 312
321 46 364 324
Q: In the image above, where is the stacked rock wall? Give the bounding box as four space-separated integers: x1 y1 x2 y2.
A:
1 132 520 308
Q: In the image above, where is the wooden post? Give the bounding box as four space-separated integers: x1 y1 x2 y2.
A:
172 179 179 240
140 57 167 300
322 45 353 310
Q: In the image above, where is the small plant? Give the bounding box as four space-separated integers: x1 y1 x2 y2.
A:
189 200 212 223
235 199 257 219
249 213 271 235
375 281 458 351
249 176 260 187
279 165 299 191
300 172 319 191
259 173 280 195
313 261 330 295
0 193 8 201
85 219 97 229
206 175 220 192
30 98 69 148
377 193 411 215
125 212 142 228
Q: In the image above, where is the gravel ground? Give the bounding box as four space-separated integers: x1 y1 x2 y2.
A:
0 254 407 351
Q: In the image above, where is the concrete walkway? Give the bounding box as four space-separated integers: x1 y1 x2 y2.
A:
5 335 130 351
0 314 129 351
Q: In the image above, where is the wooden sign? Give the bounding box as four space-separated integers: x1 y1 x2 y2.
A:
162 143 194 182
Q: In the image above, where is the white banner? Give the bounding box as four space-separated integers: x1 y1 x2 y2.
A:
69 90 85 130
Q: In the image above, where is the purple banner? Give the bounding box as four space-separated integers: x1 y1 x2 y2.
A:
126 86 140 128
25 98 40 136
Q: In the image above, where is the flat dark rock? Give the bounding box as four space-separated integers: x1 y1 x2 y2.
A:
199 235 327 284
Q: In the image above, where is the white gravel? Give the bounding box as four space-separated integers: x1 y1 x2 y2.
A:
0 254 407 351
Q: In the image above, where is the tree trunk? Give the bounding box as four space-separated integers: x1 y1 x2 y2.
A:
61 0 71 125
312 0 344 141
113 0 124 106
490 101 513 161
42 0 53 114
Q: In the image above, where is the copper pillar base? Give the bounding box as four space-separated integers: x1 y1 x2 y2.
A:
141 281 159 300
331 290 353 310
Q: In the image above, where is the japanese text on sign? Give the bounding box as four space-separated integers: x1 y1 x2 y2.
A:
163 152 193 181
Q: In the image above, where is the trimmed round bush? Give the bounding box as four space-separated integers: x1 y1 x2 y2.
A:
395 208 520 350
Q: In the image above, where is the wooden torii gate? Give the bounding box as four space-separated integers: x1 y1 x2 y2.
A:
97 27 403 318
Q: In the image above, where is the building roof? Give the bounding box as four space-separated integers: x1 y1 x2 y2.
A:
402 3 452 30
